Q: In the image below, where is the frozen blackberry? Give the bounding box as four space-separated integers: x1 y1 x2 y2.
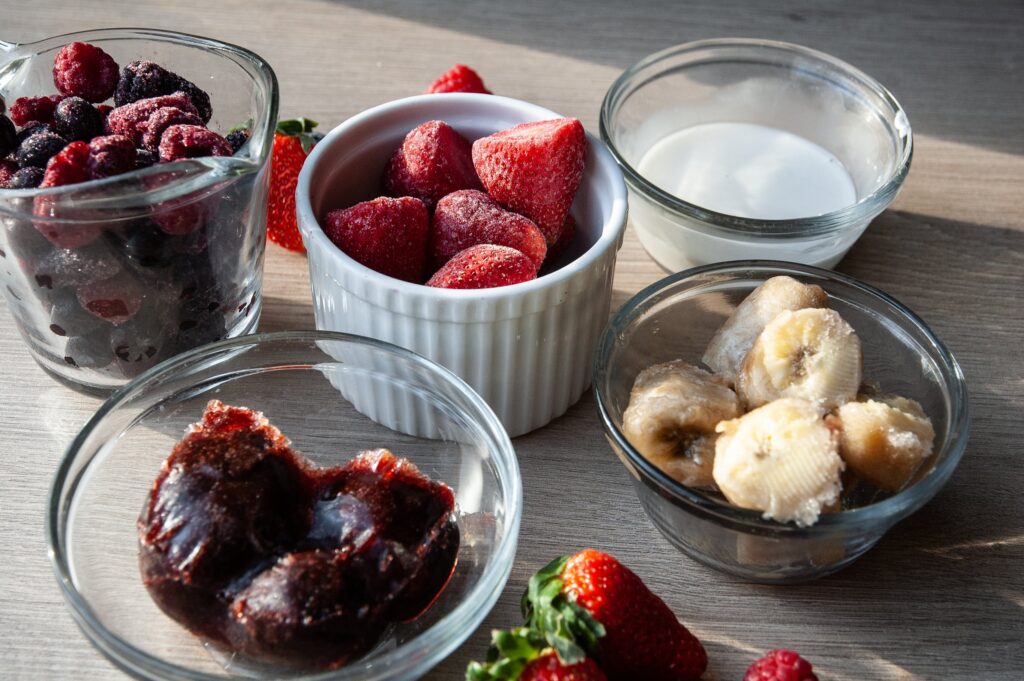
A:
135 147 157 169
53 97 104 142
158 125 232 163
115 60 212 123
225 128 250 154
9 95 63 127
141 106 202 150
53 42 120 103
88 134 136 178
16 130 69 168
0 115 16 157
8 167 44 189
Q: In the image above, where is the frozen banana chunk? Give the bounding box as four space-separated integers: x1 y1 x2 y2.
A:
622 360 740 490
703 276 828 385
737 308 862 411
831 395 935 492
713 398 844 527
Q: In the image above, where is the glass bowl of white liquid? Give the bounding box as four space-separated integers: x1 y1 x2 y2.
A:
600 39 912 271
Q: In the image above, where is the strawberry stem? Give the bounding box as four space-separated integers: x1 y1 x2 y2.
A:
522 555 605 666
276 118 321 153
466 628 550 681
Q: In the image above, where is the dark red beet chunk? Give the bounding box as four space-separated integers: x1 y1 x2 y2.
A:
137 401 459 668
52 42 120 103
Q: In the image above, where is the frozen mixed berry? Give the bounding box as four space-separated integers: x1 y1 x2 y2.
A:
225 128 250 154
472 118 586 245
158 125 232 163
383 120 481 210
426 64 492 94
36 240 121 287
115 60 212 123
40 140 91 187
53 97 104 142
426 244 537 289
0 115 16 157
52 42 120 103
324 196 430 282
141 106 203 150
152 201 206 235
88 134 136 178
7 166 44 189
76 271 143 324
0 159 17 188
104 92 199 145
744 649 819 681
135 147 157 168
16 130 69 169
9 95 63 127
430 189 547 270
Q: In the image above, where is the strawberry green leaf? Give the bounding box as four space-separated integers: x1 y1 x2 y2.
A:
465 628 551 681
522 554 606 666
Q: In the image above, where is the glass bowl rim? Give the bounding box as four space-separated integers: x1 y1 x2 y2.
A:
593 260 970 537
46 329 523 680
0 27 279 221
598 38 914 238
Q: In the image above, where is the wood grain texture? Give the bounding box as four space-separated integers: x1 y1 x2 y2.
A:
1 1 1022 679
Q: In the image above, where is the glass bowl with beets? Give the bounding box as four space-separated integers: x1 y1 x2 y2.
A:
0 29 278 393
48 331 522 680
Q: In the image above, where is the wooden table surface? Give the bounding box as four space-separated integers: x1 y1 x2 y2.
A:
2 1 1022 679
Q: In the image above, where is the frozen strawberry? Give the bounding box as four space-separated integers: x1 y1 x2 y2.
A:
158 125 232 162
104 93 199 145
324 196 429 282
472 118 586 244
40 140 91 187
141 106 202 150
426 64 492 95
426 244 536 289
9 95 63 127
267 118 319 252
52 42 120 103
430 189 546 270
383 120 481 209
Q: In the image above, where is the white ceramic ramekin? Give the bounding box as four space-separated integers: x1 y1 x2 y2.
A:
296 94 628 437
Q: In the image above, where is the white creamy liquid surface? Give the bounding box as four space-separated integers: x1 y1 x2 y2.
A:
637 122 857 220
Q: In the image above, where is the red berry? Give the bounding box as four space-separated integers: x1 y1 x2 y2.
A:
472 118 586 245
426 244 536 289
0 159 17 188
88 134 136 178
104 93 199 145
52 42 120 103
324 196 429 283
430 189 547 270
10 96 63 127
157 125 232 162
426 64 492 94
267 119 319 252
383 120 481 210
519 652 608 681
141 106 202 150
40 141 91 188
744 649 819 681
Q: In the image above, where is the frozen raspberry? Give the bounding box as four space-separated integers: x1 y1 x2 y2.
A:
383 120 481 209
0 159 17 188
135 147 156 168
104 93 199 145
225 128 250 154
472 118 586 244
53 97 104 142
88 134 136 178
141 106 202 150
430 189 547 270
323 196 429 282
0 115 16 157
16 131 70 169
744 649 819 681
52 42 120 103
425 64 492 94
8 166 44 189
115 60 212 123
76 272 143 325
9 95 63 127
157 125 232 162
426 244 537 289
40 140 91 188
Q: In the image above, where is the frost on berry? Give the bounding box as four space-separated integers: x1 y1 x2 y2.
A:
53 97 104 142
52 42 120 103
141 107 202 150
88 134 136 178
10 96 63 127
104 93 200 145
115 60 212 123
157 125 232 163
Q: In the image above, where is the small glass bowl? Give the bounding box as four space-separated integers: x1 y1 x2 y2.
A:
594 262 968 583
47 331 522 679
600 39 912 272
0 29 278 393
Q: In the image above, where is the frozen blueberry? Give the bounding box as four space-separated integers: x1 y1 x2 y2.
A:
53 97 104 142
50 288 108 337
7 167 44 189
15 131 69 169
35 240 121 287
109 313 170 377
225 128 250 154
64 327 115 370
0 115 16 157
134 147 157 169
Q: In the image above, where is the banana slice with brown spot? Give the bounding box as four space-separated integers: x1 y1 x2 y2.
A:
703 275 828 385
737 308 862 411
830 394 935 492
622 360 740 490
713 398 844 527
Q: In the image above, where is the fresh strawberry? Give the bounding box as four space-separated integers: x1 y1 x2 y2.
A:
426 244 536 289
426 64 492 95
467 627 607 681
324 196 429 282
383 120 482 210
268 118 320 252
744 649 818 681
431 189 547 270
472 118 585 245
523 549 707 681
